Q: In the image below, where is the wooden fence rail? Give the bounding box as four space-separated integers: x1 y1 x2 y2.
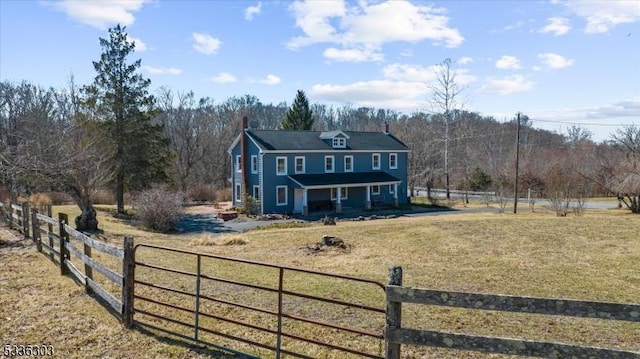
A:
1 201 134 327
384 265 640 358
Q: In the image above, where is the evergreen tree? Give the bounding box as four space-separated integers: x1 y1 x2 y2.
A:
281 90 314 130
89 24 170 214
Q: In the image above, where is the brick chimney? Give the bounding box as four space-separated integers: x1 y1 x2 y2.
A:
383 121 389 134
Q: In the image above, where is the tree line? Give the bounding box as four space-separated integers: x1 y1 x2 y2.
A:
2 25 639 231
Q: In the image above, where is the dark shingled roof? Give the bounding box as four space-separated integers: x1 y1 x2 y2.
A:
289 171 401 187
246 129 409 151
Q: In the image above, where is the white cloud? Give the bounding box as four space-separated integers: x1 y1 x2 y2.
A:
323 47 383 62
245 2 262 21
287 0 463 63
259 74 281 85
192 33 222 55
383 64 439 82
128 36 147 51
561 1 640 34
538 53 575 69
210 72 237 84
527 98 640 141
495 55 522 70
49 0 149 29
458 56 473 65
382 63 477 86
310 80 429 110
479 75 534 95
539 17 571 36
142 66 182 75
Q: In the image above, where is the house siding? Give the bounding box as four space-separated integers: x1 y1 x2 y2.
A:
229 131 409 215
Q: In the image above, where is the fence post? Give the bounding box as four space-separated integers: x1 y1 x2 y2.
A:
385 265 403 359
122 235 135 328
84 239 94 294
31 208 41 252
47 205 54 261
8 200 13 230
22 202 30 239
58 213 69 275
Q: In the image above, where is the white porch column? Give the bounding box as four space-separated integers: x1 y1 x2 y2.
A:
393 183 399 207
335 186 342 214
302 189 308 216
365 185 371 210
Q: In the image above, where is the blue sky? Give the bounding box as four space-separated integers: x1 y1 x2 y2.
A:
1 0 638 142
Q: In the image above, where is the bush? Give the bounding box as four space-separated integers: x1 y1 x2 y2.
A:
134 187 184 233
91 189 116 205
187 184 217 203
28 193 52 213
216 188 232 202
48 191 73 205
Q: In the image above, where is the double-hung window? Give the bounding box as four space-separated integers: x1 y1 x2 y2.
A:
344 156 353 172
276 156 287 175
295 156 305 174
389 153 397 169
372 153 381 170
325 156 334 173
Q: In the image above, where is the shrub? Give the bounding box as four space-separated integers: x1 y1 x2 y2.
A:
49 191 73 205
188 184 217 203
134 187 184 233
28 193 52 213
216 188 232 202
91 189 116 205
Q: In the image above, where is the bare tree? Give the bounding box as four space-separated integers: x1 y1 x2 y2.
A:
611 125 640 213
0 79 113 230
157 88 214 192
430 58 464 200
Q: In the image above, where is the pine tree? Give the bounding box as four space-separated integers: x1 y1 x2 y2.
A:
281 90 314 130
89 24 170 214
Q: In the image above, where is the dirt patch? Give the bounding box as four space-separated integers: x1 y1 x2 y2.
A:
302 235 352 255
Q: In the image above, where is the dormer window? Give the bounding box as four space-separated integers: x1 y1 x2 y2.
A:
320 130 350 149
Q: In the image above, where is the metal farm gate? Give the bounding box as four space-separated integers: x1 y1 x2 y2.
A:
131 244 386 358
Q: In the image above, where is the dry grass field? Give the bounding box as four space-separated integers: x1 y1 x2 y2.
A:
1 204 639 358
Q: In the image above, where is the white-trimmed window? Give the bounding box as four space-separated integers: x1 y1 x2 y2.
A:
235 183 242 202
325 156 334 173
344 155 353 172
295 156 305 174
331 187 348 200
253 185 260 200
371 185 380 195
389 153 397 169
276 185 287 206
332 137 346 148
372 153 381 170
276 156 287 175
389 184 395 195
251 155 258 174
235 155 242 172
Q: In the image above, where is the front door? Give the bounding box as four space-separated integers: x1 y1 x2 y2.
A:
294 189 303 214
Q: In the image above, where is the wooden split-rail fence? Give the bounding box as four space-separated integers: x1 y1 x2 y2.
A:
1 200 639 358
0 201 134 327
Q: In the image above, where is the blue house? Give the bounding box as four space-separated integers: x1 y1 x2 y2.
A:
228 117 410 215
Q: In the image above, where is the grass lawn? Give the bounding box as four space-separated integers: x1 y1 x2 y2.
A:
1 205 639 358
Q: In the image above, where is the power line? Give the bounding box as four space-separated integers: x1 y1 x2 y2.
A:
530 118 637 127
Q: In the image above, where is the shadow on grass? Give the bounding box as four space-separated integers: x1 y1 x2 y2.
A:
134 321 258 358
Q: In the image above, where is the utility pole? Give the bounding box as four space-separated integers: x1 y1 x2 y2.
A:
445 110 450 200
513 112 521 214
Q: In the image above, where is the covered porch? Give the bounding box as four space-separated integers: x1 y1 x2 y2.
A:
288 172 402 216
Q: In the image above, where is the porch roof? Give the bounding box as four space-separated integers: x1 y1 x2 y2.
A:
288 171 401 189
